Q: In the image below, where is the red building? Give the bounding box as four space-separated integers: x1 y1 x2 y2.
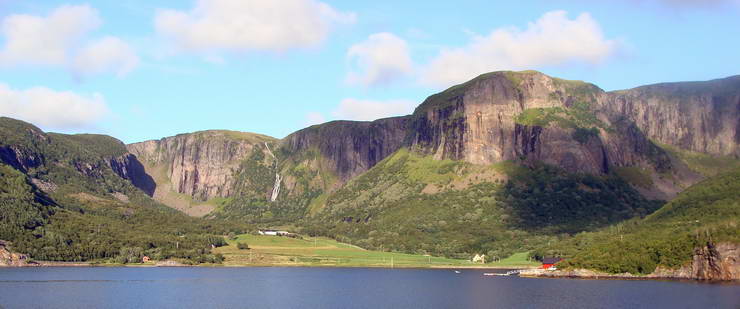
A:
541 257 562 269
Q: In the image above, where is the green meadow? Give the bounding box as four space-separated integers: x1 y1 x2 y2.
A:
216 234 539 268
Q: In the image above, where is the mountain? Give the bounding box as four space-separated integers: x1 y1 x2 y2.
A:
127 130 277 216
2 71 736 269
605 76 739 157
2 70 729 264
0 117 244 264
121 71 737 223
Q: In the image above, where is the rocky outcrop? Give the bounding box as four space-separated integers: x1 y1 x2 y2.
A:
408 71 671 175
0 241 32 267
603 76 740 157
521 242 739 281
659 242 740 280
281 117 411 182
127 130 277 201
0 146 44 173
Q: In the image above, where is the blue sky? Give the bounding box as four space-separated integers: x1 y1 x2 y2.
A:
0 0 738 143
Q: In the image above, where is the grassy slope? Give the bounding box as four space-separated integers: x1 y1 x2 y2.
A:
216 234 537 268
657 142 740 177
302 148 660 260
540 167 740 275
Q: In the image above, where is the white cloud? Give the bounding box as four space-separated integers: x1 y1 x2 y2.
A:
0 5 99 66
420 11 617 87
346 32 413 87
0 84 108 129
304 112 326 126
0 5 138 77
651 0 738 6
73 37 140 77
332 98 416 121
155 0 356 53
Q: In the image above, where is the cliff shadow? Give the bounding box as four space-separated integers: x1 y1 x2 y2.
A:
127 156 156 197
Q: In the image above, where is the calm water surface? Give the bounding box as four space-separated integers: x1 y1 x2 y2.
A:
0 267 738 309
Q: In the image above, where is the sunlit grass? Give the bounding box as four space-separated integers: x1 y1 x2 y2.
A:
217 234 537 268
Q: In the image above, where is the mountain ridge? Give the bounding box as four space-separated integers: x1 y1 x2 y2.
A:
123 70 738 218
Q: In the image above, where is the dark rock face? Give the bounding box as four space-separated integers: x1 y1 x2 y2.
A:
109 154 156 196
603 76 740 157
0 146 43 173
282 117 411 182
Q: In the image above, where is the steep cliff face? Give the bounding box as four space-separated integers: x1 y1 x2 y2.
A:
604 76 740 157
281 117 411 183
669 242 740 281
216 117 412 222
408 71 671 175
127 130 277 202
108 154 156 196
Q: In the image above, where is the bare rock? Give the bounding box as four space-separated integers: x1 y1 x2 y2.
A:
127 130 276 201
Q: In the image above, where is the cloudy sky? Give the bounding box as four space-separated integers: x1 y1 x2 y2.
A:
0 0 738 143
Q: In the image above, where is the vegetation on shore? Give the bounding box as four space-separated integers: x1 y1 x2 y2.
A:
534 167 740 275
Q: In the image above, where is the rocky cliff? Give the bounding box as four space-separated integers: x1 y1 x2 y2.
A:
408 71 674 177
127 130 277 201
119 71 737 218
281 117 411 182
604 76 740 157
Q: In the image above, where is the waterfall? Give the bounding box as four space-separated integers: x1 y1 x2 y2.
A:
271 173 281 202
265 142 280 202
264 142 276 159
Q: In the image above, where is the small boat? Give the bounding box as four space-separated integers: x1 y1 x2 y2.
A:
454 270 461 274
483 270 520 277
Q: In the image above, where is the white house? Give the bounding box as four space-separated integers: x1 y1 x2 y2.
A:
258 229 290 236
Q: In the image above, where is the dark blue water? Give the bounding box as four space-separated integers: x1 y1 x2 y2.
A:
0 267 738 309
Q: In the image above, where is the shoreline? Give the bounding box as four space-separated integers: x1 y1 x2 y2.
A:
519 268 740 283
6 261 537 270
6 262 738 283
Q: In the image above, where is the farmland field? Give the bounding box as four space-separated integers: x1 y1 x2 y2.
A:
215 234 539 268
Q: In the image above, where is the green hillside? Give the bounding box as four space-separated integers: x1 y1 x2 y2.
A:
536 167 740 274
302 148 661 259
0 118 247 264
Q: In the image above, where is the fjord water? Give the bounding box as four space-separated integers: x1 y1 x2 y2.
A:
0 267 738 309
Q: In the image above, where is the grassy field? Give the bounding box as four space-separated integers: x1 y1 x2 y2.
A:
215 234 539 268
